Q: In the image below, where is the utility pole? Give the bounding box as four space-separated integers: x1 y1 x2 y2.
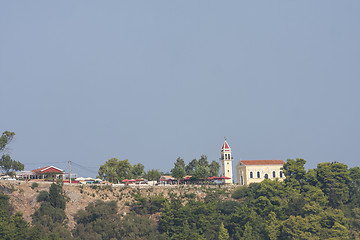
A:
69 160 71 184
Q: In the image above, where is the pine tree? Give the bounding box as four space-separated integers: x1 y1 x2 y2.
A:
218 222 229 240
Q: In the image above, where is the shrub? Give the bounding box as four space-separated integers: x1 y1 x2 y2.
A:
31 182 39 189
185 193 196 199
232 186 248 199
37 191 49 202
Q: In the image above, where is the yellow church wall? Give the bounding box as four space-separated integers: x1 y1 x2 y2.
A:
236 163 284 186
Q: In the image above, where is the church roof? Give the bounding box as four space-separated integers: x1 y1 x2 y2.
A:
221 140 231 152
239 160 284 166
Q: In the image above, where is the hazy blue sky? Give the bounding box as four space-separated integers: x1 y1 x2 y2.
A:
1 1 359 178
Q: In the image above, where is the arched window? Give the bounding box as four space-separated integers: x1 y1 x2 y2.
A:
250 172 253 178
264 174 268 179
257 171 260 178
240 176 243 185
280 171 283 178
272 171 276 178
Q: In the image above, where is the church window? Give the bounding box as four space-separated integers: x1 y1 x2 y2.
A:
257 171 260 178
250 172 253 178
280 171 283 178
272 171 276 178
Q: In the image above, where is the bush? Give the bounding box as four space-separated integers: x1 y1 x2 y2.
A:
31 182 39 189
232 186 248 199
204 192 219 203
185 193 196 199
37 191 49 202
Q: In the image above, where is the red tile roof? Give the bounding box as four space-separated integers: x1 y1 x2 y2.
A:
32 166 64 173
240 160 284 166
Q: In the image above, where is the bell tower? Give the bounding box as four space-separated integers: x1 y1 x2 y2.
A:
221 139 233 184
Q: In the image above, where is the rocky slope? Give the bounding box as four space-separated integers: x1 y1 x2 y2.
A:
0 181 237 230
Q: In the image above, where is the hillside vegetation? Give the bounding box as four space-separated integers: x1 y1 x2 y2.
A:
1 159 360 239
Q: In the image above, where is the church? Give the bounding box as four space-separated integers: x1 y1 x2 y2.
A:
220 140 285 185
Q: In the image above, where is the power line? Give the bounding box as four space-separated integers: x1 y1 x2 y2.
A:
22 161 68 165
21 160 99 176
71 161 98 174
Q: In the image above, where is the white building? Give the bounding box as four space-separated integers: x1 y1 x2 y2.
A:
236 160 285 186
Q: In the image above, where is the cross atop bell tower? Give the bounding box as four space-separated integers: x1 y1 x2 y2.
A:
221 139 233 184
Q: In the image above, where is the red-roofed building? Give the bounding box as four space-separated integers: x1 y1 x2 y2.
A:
236 159 285 185
19 166 65 180
159 175 176 185
32 166 64 174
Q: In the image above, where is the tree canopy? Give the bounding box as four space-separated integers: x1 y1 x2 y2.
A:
98 158 135 183
0 131 24 176
171 157 186 184
182 155 220 181
144 169 162 181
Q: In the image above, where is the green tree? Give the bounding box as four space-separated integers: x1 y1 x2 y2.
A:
280 215 317 239
0 194 39 240
145 169 161 181
98 158 133 183
265 212 280 240
198 155 209 167
98 158 119 182
174 157 185 169
171 166 185 184
218 222 230 240
171 157 186 184
209 160 220 177
119 214 168 240
0 154 24 176
186 155 212 180
49 183 67 210
31 183 71 239
194 165 210 180
349 167 360 208
74 200 166 240
317 162 351 208
37 190 49 202
73 200 120 240
241 222 257 240
283 158 307 189
185 158 198 175
0 131 15 151
132 163 145 179
0 131 24 176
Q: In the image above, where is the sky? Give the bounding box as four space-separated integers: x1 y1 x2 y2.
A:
1 1 360 178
